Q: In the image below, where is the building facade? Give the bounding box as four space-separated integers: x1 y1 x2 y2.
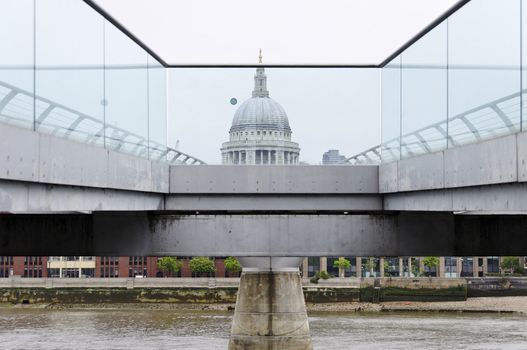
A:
322 149 347 164
221 64 300 165
48 256 95 278
301 256 506 278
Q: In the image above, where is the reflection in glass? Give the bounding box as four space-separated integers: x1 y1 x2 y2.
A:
401 22 447 158
148 56 167 160
35 0 104 144
105 20 148 157
381 56 401 163
0 0 34 130
448 0 521 147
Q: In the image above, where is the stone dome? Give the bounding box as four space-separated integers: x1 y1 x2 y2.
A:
230 67 291 133
230 96 291 133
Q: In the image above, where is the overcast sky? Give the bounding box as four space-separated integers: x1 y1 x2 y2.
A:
95 0 459 163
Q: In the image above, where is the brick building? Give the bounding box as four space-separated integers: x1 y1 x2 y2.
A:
0 256 228 278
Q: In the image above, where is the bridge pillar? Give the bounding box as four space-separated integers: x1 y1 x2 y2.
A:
228 257 312 350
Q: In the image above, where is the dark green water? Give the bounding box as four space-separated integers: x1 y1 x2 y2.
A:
0 309 526 349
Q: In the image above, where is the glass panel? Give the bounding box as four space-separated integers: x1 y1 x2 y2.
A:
0 0 34 129
401 22 447 158
448 0 521 147
105 20 148 157
523 0 527 132
169 68 380 165
148 55 167 160
35 0 104 144
381 56 401 163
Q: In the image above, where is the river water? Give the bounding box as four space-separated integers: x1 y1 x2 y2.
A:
0 308 526 349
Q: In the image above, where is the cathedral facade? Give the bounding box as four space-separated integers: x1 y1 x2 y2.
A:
221 64 300 165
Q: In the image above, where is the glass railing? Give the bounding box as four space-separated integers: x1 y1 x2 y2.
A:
166 67 381 165
3 0 522 167
0 0 204 165
376 0 524 164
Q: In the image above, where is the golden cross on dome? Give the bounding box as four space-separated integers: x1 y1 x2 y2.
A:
258 48 263 64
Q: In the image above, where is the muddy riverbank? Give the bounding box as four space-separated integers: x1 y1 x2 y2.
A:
3 296 527 314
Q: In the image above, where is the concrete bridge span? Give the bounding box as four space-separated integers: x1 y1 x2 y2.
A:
1 211 526 257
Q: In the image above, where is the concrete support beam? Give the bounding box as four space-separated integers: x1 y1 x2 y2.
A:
2 212 527 257
165 194 382 212
384 182 527 213
0 179 164 212
170 165 379 194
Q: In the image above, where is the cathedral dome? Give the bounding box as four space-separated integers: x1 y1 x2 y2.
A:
231 96 291 132
230 66 291 133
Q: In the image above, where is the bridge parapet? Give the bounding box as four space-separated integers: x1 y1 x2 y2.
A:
0 122 169 194
170 165 378 194
380 131 527 194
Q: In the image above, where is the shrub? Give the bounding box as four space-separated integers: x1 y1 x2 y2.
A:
333 257 351 278
316 271 331 280
501 256 524 274
189 257 216 274
224 257 242 273
156 257 183 277
423 257 439 277
310 276 319 284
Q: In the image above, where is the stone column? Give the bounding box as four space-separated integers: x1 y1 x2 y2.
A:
229 257 312 350
457 257 463 277
356 257 362 277
482 257 488 276
408 258 412 277
472 256 478 277
419 257 425 274
439 257 445 277
302 258 308 278
320 257 327 273
247 150 255 165
379 257 385 277
399 257 404 277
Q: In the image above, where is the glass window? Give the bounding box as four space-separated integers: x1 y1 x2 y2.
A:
307 257 320 277
384 257 400 277
448 0 521 147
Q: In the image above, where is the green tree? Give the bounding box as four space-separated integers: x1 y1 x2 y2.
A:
364 257 377 277
333 257 351 278
383 260 390 276
189 257 216 276
224 257 242 276
157 257 183 277
501 256 523 274
423 257 439 277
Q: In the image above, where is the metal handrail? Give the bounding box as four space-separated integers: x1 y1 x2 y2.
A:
345 89 526 164
0 80 205 165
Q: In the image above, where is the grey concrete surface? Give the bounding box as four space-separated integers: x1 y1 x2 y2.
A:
384 182 527 212
0 123 169 193
1 212 526 256
380 131 527 194
170 165 379 194
164 194 382 212
0 180 164 212
229 271 312 350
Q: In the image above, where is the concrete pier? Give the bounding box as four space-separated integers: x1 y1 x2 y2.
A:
229 257 312 350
